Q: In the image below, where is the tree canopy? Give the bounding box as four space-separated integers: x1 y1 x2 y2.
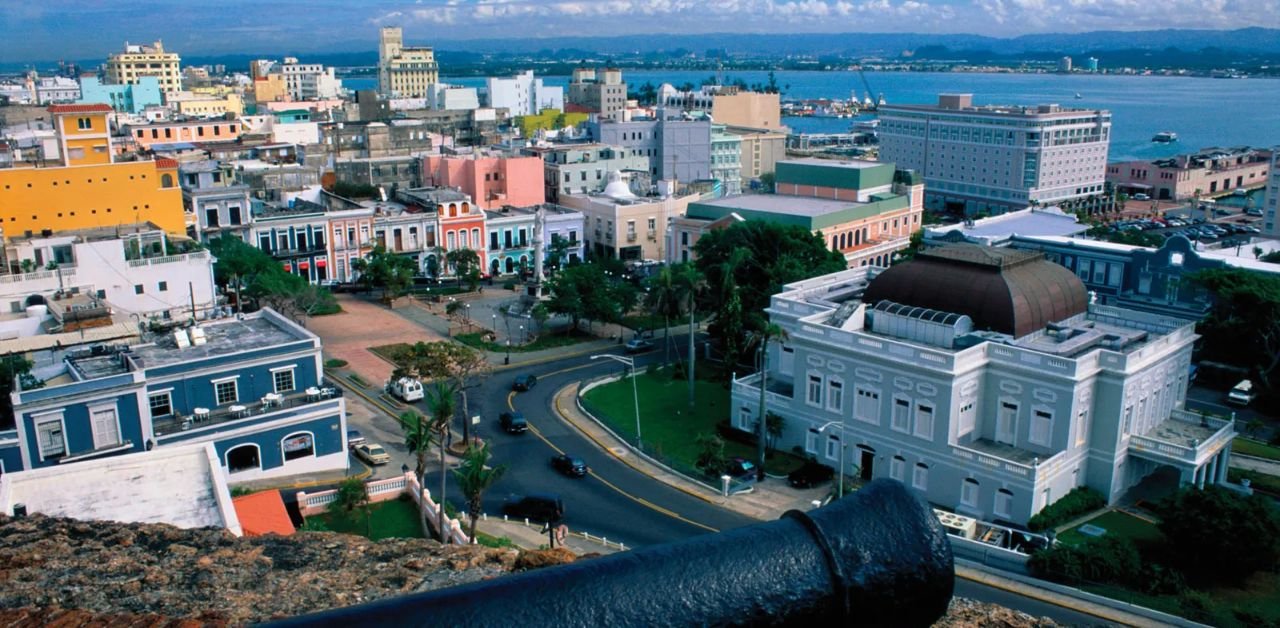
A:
1192 267 1280 389
545 262 637 332
353 245 416 299
207 236 336 323
1154 486 1280 585
694 221 846 341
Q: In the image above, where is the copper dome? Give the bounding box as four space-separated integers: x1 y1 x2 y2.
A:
865 245 1088 338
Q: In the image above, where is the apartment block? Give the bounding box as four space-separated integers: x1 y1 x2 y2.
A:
878 94 1111 216
422 153 544 210
588 110 712 184
105 41 182 93
485 71 563 117
377 27 439 98
1266 148 1280 236
1106 146 1272 201
559 172 699 261
732 245 1230 525
568 68 627 121
124 118 246 149
78 76 162 114
658 84 783 131
523 143 650 203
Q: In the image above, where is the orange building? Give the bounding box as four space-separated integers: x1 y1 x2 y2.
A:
0 105 187 235
398 188 488 275
124 118 245 149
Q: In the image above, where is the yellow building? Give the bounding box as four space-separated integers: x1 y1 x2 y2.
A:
0 105 186 235
378 27 439 97
168 91 244 117
105 41 182 93
253 74 289 104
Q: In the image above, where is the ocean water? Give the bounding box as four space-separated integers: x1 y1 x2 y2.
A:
343 71 1280 162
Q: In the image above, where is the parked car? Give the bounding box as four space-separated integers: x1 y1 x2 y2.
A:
502 493 564 523
1214 208 1232 216
624 338 654 354
346 429 366 448
1227 379 1256 406
387 377 424 402
500 411 528 434
787 460 835 488
1132 193 1151 201
727 457 758 479
1244 226 1261 234
551 454 589 477
1247 208 1264 217
353 443 391 465
513 374 537 391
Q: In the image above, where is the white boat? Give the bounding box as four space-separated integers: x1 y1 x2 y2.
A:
1074 92 1083 99
1152 131 1178 143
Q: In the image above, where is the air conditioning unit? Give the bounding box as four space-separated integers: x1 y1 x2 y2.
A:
934 509 976 540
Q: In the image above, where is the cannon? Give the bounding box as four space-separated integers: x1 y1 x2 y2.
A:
265 479 953 627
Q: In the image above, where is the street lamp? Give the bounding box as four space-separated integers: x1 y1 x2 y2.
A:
505 340 511 365
819 422 849 501
591 354 641 449
519 324 525 345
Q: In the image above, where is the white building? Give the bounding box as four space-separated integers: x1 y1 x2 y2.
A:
425 83 480 111
485 71 564 117
732 244 1233 525
878 94 1111 216
280 58 342 101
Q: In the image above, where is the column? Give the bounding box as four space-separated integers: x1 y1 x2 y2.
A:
1207 455 1218 487
1217 450 1230 483
1196 464 1206 490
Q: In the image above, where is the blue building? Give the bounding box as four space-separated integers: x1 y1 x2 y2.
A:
0 309 347 482
78 76 162 114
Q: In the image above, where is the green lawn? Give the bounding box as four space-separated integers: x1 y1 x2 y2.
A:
1232 437 1280 462
1229 468 1280 495
316 498 425 540
1084 571 1280 628
455 329 594 353
1057 510 1163 547
582 370 805 477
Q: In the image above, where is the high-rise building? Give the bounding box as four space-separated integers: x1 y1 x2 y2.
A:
105 41 182 93
279 58 342 101
877 94 1111 216
1058 56 1073 73
1264 148 1280 236
568 67 627 121
1085 57 1100 72
378 27 439 98
484 71 563 117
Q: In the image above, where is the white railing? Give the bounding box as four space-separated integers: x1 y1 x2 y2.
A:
948 444 1062 480
1130 410 1236 464
0 268 76 285
295 474 410 517
126 250 210 268
406 472 470 545
473 512 627 552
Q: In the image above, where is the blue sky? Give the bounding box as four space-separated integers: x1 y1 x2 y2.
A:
2 0 1276 62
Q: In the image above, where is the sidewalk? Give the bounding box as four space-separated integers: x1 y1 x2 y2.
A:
476 516 624 555
1230 452 1280 476
552 382 827 522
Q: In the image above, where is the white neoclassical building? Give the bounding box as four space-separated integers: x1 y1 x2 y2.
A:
732 244 1234 525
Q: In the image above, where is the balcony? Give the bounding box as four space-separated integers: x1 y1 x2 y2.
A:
268 245 328 259
731 372 795 406
626 232 637 242
152 384 344 440
950 439 1066 480
126 250 210 268
1128 409 1235 465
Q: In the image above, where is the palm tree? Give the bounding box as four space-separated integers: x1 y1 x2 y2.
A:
401 410 433 489
425 383 457 542
453 443 507 543
645 265 683 365
328 476 371 537
750 322 788 482
673 263 706 407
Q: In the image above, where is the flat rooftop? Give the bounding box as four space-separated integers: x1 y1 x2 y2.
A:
696 193 864 217
783 157 882 170
926 208 1087 243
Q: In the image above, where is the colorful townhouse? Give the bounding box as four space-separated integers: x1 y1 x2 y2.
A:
0 309 348 483
123 118 246 150
484 206 537 276
0 104 186 235
421 153 544 210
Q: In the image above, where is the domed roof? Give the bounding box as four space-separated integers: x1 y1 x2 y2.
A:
601 170 636 201
864 244 1088 338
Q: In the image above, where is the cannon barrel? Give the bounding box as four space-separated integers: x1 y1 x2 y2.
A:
265 479 953 627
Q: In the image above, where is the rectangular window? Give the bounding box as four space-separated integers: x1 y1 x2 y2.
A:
807 374 822 406
958 401 976 436
1030 409 1053 446
825 435 840 462
91 407 121 449
158 281 168 292
149 391 173 417
914 404 934 440
995 490 1013 519
805 429 819 455
912 463 929 491
272 368 295 393
1122 405 1133 435
1075 409 1090 447
134 284 144 295
892 398 911 433
854 388 879 424
826 380 843 412
890 456 905 482
961 479 979 508
215 379 238 405
77 117 92 130
36 418 66 459
735 406 751 430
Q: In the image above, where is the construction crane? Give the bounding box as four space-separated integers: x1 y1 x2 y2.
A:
856 66 881 111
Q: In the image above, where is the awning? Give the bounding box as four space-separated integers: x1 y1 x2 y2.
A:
282 263 292 271
316 260 326 268
299 261 309 270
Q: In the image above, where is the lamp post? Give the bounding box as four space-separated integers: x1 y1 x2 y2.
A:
592 354 640 449
519 324 525 345
817 420 846 500
505 340 511 365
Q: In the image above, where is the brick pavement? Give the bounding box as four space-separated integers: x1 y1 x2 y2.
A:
307 294 445 384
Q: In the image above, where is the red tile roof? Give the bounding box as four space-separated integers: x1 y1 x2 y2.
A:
232 491 296 537
154 158 180 169
47 103 113 114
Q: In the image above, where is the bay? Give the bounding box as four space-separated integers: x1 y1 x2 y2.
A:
344 71 1280 162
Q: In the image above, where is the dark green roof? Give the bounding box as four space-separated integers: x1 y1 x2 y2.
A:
776 160 895 191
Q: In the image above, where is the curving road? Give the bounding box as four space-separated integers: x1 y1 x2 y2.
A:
389 342 1110 626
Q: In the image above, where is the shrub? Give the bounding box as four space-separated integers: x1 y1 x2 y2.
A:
324 358 348 368
1026 487 1106 532
1177 590 1217 624
1153 485 1280 585
1028 535 1142 587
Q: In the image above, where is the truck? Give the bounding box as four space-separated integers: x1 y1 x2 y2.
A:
387 377 424 403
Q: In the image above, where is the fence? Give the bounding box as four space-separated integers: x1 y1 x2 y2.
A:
472 511 628 552
296 472 469 545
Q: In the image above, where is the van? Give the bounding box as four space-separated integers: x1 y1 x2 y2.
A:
388 377 424 403
1227 379 1255 406
502 493 564 523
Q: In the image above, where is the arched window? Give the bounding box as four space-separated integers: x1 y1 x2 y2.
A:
226 444 261 473
160 173 174 188
504 257 514 274
282 432 315 461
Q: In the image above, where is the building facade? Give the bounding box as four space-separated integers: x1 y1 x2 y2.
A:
732 246 1232 526
421 153 545 210
567 68 627 121
878 94 1111 216
485 71 564 117
729 126 787 182
525 143 650 203
588 111 712 184
105 41 182 93
1266 148 1280 236
484 208 537 276
559 172 699 261
2 309 349 483
377 27 439 98
397 188 488 277
78 76 162 113
659 84 783 131
1106 147 1272 201
710 124 743 197
125 119 245 149
279 60 342 101
180 160 253 241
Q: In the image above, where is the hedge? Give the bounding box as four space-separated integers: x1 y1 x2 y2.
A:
1027 487 1106 532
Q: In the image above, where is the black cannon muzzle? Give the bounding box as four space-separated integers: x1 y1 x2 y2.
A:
264 478 953 627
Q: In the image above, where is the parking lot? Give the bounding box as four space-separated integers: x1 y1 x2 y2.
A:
1108 201 1265 246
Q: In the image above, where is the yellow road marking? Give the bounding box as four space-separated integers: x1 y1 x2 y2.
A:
509 388 718 533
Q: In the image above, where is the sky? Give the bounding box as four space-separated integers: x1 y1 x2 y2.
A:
1 0 1277 62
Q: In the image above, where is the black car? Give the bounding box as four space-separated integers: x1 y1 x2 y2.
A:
513 374 537 391
499 411 528 434
788 460 836 489
502 493 564 523
624 338 654 354
551 454 588 477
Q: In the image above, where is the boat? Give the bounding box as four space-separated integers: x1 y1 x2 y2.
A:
1152 131 1179 143
1074 92 1083 99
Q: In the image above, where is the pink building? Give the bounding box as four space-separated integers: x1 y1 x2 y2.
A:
422 154 544 210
